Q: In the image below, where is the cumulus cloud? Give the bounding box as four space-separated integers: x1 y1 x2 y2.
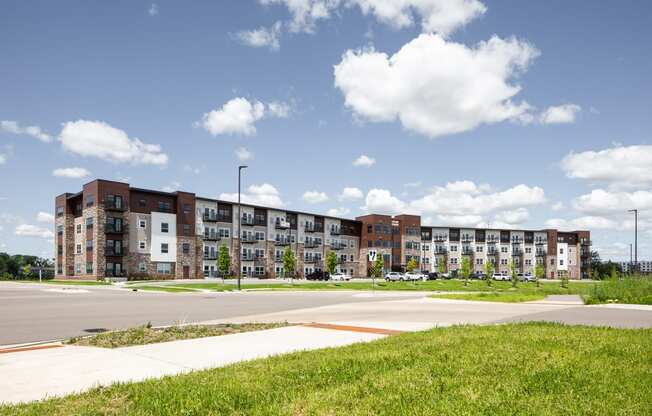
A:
494 208 529 225
302 190 329 204
545 216 618 231
235 21 282 50
338 187 364 201
361 189 408 215
334 34 539 139
148 3 158 16
539 104 581 124
258 0 485 36
220 183 284 207
561 145 652 189
198 97 290 136
59 120 168 166
551 202 564 211
352 154 376 167
15 224 54 239
1 120 52 142
36 212 54 223
572 189 652 215
436 214 483 227
0 153 6 165
327 207 351 217
52 167 91 178
161 181 181 193
235 147 253 161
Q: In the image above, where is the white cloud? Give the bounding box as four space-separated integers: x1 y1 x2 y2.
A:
339 186 364 201
551 202 564 211
494 208 529 225
353 154 376 167
162 181 181 193
561 145 652 189
437 214 483 227
1 120 52 142
259 0 486 36
198 97 290 136
235 147 253 161
59 120 168 166
0 153 6 165
404 181 422 188
235 21 282 51
52 167 91 178
545 216 618 231
15 224 54 239
327 207 351 217
148 3 158 16
302 190 329 204
36 212 54 223
539 104 581 124
334 34 539 139
572 189 652 215
361 189 408 215
219 183 284 207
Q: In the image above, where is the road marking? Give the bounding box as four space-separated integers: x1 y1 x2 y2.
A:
303 323 404 335
0 344 63 355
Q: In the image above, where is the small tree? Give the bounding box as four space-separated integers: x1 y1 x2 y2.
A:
484 260 494 287
460 257 471 286
371 252 384 290
326 251 338 276
437 258 446 276
560 270 569 289
534 262 545 288
217 245 230 283
406 258 418 273
21 264 31 280
509 259 518 288
283 248 296 284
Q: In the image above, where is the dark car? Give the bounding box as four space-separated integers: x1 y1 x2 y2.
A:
471 272 486 280
423 271 438 280
306 271 330 281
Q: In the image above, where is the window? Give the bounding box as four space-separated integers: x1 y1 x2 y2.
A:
57 225 63 235
550 259 555 266
139 199 147 207
450 245 457 252
183 224 190 236
156 263 172 274
161 243 168 254
183 203 191 214
476 246 483 252
86 217 93 229
139 218 146 228
182 243 190 254
86 194 94 207
76 244 81 254
86 240 93 250
161 222 169 233
158 201 172 212
559 260 564 266
57 245 63 255
501 259 508 265
56 206 64 217
139 262 147 272
255 231 265 241
559 248 564 254
501 246 508 253
86 262 93 274
219 228 230 238
525 247 532 254
139 241 146 250
75 263 81 274
76 224 81 234
367 224 372 233
450 258 458 265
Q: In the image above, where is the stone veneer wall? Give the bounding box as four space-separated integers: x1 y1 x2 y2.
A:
55 214 75 277
175 236 200 279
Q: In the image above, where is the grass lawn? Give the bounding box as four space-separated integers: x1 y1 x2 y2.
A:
132 285 199 293
430 292 546 303
65 323 289 348
7 279 112 286
6 323 650 415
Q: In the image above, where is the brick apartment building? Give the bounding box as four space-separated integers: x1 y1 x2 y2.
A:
55 179 592 280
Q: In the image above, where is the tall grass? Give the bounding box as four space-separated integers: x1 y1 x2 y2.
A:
583 275 652 305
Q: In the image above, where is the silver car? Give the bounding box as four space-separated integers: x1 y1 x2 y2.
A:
384 272 404 281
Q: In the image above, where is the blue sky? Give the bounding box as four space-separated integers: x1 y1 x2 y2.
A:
1 0 651 261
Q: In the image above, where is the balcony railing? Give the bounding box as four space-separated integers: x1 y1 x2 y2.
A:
304 224 315 233
241 217 254 226
203 233 220 241
203 213 217 222
253 218 266 226
105 224 124 234
580 239 592 246
304 241 320 248
241 235 257 244
275 219 290 229
511 238 523 244
535 239 546 245
105 249 124 256
461 236 473 243
104 201 126 211
535 250 546 257
304 257 318 264
433 235 448 242
217 215 231 223
330 228 340 235
512 249 523 256
435 248 448 255
241 254 254 261
275 239 290 246
330 243 344 250
487 250 499 256
203 254 217 261
462 249 474 256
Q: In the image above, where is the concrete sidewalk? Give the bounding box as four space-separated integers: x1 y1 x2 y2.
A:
0 324 386 405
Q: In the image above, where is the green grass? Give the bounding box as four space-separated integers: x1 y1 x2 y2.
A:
132 285 199 293
430 292 546 303
65 323 289 348
8 279 112 286
583 276 652 305
5 323 651 415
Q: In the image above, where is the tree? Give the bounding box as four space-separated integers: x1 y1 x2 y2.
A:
437 258 446 275
560 270 569 288
371 252 384 289
217 245 230 283
460 257 471 286
406 258 418 273
534 262 545 288
21 264 32 279
484 260 494 287
326 251 338 276
509 259 518 288
283 248 296 283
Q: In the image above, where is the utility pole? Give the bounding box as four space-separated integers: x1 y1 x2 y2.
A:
630 243 633 274
628 209 638 273
237 165 247 291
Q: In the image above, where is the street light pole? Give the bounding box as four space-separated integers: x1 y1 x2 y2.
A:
628 209 638 273
630 243 633 274
237 165 248 291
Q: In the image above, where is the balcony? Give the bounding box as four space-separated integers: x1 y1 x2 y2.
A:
487 250 499 256
254 257 266 266
241 217 254 226
433 235 448 242
105 249 124 257
203 233 220 241
275 239 290 246
105 224 124 234
304 241 320 248
203 253 217 261
580 239 592 246
535 250 546 257
304 224 315 233
330 228 341 236
486 238 498 244
203 213 217 222
461 236 474 243
241 254 255 262
512 249 523 256
330 243 344 250
217 215 231 223
241 235 257 244
435 248 448 255
254 218 266 226
304 257 318 264
511 238 523 244
462 248 474 256
274 256 282 263
275 219 290 229
535 239 546 245
104 201 126 212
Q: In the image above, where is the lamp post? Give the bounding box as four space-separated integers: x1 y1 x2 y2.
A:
237 165 248 291
630 243 633 274
628 209 638 273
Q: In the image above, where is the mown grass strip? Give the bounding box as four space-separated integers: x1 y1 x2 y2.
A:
6 323 651 415
430 292 546 303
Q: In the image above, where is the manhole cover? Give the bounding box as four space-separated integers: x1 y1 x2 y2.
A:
83 328 109 333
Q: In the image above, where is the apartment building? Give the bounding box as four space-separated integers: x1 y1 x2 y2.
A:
55 179 591 280
619 261 652 274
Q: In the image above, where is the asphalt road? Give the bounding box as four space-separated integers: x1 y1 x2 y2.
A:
0 283 424 345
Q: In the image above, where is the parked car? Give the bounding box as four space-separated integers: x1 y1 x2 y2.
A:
421 271 437 281
471 272 486 280
519 273 536 282
331 272 352 281
384 272 404 281
306 271 330 281
492 273 510 281
404 271 421 281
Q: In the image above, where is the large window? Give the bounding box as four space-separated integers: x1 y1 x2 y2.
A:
182 243 190 254
156 263 172 274
86 194 94 207
161 243 168 254
86 217 93 229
